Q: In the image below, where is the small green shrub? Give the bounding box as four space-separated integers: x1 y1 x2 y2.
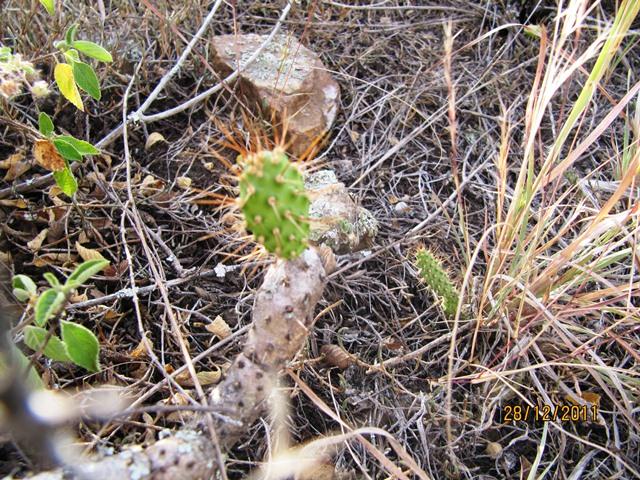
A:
52 24 113 111
13 259 109 373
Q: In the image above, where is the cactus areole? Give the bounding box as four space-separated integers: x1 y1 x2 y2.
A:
238 149 310 259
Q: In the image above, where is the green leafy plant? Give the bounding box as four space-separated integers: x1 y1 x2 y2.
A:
35 111 99 196
415 248 460 319
238 148 310 259
52 24 112 111
39 0 55 15
12 259 109 373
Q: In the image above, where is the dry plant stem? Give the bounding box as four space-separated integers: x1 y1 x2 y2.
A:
27 247 331 480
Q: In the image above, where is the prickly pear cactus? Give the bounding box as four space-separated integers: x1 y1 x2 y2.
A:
415 248 460 318
238 149 310 259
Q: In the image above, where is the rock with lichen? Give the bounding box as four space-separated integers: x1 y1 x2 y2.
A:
211 33 340 157
306 170 378 254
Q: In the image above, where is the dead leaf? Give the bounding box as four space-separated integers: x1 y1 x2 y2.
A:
565 391 601 407
145 132 166 151
33 252 75 267
0 199 28 208
27 228 49 252
0 151 31 181
175 368 222 387
139 175 164 196
205 315 232 339
130 338 152 359
321 344 354 370
33 139 65 172
176 176 192 189
76 241 107 262
69 292 88 303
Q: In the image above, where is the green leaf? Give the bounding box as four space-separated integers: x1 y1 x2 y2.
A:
65 259 109 288
38 112 54 137
54 63 83 111
43 272 61 288
63 49 80 63
61 321 100 372
38 0 54 15
13 288 31 302
34 289 65 327
53 138 82 162
23 326 71 362
65 24 78 45
72 41 112 63
53 166 78 197
72 61 101 100
56 135 99 155
12 275 37 296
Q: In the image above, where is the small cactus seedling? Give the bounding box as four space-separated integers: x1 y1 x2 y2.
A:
238 148 310 259
415 247 460 318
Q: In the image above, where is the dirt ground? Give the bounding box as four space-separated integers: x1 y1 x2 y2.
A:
1 1 639 479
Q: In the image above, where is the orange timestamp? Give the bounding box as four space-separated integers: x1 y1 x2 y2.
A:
501 403 599 424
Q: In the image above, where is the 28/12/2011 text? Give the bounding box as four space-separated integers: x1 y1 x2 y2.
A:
500 403 599 423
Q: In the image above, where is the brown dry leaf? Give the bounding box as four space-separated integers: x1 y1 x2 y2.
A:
175 368 222 387
27 228 49 252
33 252 75 267
382 336 404 351
33 139 65 172
565 391 601 406
76 241 107 262
0 151 24 169
205 315 232 339
0 199 28 208
130 337 152 359
103 308 124 324
321 344 354 370
142 411 157 444
139 175 164 196
1 151 32 181
69 292 88 303
176 176 192 189
145 132 166 151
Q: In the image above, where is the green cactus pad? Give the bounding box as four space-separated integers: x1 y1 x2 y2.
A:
238 149 310 259
415 248 460 318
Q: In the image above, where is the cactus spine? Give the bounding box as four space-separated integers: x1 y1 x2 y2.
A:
415 248 460 318
238 148 310 259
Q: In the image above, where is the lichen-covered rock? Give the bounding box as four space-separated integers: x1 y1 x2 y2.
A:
212 33 339 157
306 170 378 254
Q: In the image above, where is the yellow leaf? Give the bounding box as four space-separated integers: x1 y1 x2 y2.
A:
75 241 107 262
54 63 83 111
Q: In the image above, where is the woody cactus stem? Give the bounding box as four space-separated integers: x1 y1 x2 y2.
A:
26 247 332 480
